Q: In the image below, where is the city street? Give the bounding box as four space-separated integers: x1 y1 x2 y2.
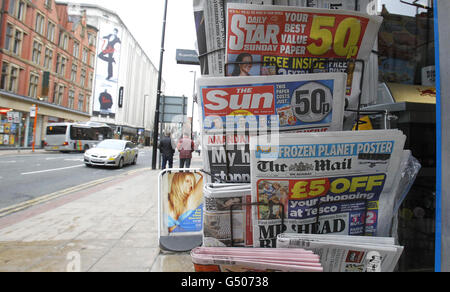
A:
0 148 203 214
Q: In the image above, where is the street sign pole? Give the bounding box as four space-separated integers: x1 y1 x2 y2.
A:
31 105 38 152
152 0 169 170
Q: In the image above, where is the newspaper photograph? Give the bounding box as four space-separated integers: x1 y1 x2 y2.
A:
277 233 404 272
198 73 347 133
225 3 382 102
249 130 406 247
203 184 253 247
191 246 323 272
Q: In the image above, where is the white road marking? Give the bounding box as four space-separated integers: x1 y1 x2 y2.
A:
21 165 84 175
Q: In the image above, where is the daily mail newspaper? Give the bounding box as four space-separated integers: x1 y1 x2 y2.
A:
191 246 323 272
277 233 404 272
249 130 406 247
203 183 253 247
225 3 382 109
198 73 346 183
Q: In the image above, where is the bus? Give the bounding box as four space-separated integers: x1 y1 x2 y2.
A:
44 122 113 152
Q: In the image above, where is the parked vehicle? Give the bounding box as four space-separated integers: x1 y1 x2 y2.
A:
44 122 113 152
84 139 138 168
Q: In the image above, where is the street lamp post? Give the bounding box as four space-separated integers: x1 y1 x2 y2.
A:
190 70 196 140
152 0 169 170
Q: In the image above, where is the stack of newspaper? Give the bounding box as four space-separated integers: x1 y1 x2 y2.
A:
277 233 404 272
198 73 347 184
203 183 253 247
191 246 323 272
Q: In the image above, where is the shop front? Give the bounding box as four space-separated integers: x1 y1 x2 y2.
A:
0 91 90 149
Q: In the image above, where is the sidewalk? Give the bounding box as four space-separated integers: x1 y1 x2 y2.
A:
0 167 195 272
0 148 47 156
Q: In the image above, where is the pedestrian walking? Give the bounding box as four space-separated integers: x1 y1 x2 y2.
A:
177 134 195 168
159 132 175 170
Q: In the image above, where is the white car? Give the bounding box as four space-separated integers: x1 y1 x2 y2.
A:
84 139 138 168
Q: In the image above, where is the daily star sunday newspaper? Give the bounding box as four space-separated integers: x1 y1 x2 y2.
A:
250 130 406 247
225 4 382 103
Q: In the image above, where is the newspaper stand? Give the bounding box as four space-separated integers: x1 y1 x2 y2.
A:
158 168 204 252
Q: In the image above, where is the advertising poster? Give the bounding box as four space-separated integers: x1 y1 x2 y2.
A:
92 21 123 118
163 171 204 234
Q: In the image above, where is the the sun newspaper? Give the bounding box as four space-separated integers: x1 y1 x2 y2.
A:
203 183 253 247
198 73 347 183
249 130 407 248
277 233 404 272
191 246 323 272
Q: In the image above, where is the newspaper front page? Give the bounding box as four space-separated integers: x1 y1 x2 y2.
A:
250 130 406 247
225 3 382 109
203 183 253 247
198 73 346 183
277 233 404 272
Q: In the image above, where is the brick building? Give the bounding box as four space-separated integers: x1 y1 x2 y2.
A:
0 0 97 148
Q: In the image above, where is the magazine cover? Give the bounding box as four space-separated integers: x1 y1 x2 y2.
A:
249 130 406 247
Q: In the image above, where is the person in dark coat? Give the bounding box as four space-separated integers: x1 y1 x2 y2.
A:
177 134 195 168
159 132 175 170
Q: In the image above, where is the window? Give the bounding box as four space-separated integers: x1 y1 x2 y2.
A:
0 63 9 90
8 0 16 15
9 0 26 22
88 33 96 46
44 0 52 9
53 84 64 105
78 93 84 111
28 73 39 98
8 65 19 93
4 24 13 51
82 48 88 64
35 13 45 35
5 26 24 56
68 90 75 109
80 68 86 87
47 21 56 42
73 41 80 58
32 40 43 65
56 54 67 76
44 48 53 69
16 1 25 21
59 32 68 50
70 64 77 82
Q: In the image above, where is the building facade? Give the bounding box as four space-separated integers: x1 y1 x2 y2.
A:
0 0 97 149
66 3 162 145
